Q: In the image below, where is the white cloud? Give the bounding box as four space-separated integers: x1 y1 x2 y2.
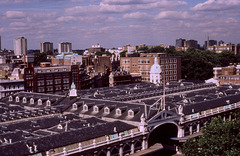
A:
99 3 131 13
192 0 240 11
5 11 26 19
156 11 190 20
0 0 31 5
57 16 78 22
123 12 151 19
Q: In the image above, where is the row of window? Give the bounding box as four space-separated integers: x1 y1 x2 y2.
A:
9 96 51 106
37 68 68 73
2 85 22 90
72 103 136 117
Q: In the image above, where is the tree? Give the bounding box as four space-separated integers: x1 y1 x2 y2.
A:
137 46 149 52
182 111 240 156
218 51 236 67
34 52 47 66
120 51 127 57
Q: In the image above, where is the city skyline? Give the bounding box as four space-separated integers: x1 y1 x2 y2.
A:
0 0 239 50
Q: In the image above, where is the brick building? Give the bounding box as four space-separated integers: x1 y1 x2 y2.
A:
120 53 181 82
213 65 240 85
24 65 93 93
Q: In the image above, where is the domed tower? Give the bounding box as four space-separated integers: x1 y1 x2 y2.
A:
69 81 77 97
150 57 162 84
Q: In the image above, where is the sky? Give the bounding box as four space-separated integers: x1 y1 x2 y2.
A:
0 0 240 50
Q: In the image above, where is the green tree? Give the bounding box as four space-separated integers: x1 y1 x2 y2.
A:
120 50 127 57
34 52 47 66
137 46 149 52
182 111 240 156
218 51 236 67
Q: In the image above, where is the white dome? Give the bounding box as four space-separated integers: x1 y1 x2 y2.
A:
150 57 162 74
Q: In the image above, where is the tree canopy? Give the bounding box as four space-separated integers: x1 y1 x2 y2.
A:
34 52 47 66
182 111 240 156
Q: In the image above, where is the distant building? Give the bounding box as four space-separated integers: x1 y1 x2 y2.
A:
51 52 82 66
40 42 53 53
109 71 141 87
0 79 24 99
207 43 240 54
184 39 198 49
204 40 217 49
24 65 92 93
93 55 112 74
88 43 105 54
58 42 72 54
120 53 181 82
14 37 27 56
218 40 224 46
213 65 240 85
175 38 185 48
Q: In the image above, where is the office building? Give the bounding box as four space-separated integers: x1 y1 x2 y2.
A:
120 53 181 82
51 52 83 66
14 37 27 56
207 43 240 54
58 42 72 54
40 42 53 53
184 39 198 49
175 38 186 48
213 65 240 85
204 40 217 49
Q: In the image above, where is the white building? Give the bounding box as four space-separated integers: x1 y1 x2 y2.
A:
0 79 24 99
58 42 72 54
14 37 27 56
40 42 53 53
150 57 162 84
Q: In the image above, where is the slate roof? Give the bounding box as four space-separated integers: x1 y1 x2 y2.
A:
0 116 136 156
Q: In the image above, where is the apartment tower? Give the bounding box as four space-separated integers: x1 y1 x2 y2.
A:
14 37 27 56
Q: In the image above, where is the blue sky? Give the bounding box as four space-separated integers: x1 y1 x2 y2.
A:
0 0 239 50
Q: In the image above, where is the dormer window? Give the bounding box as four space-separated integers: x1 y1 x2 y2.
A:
72 103 78 110
9 96 13 102
16 96 20 102
23 97 27 103
93 106 99 112
128 109 134 117
38 99 42 105
83 104 88 111
30 98 34 104
46 100 51 107
57 124 63 129
104 107 110 114
116 108 121 115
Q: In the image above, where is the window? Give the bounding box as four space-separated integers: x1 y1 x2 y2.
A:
30 98 34 104
83 104 88 111
104 107 110 114
9 96 13 101
93 106 99 112
128 110 134 117
57 124 63 129
116 108 121 115
38 99 42 105
16 96 19 102
46 100 51 107
23 97 27 103
72 103 78 110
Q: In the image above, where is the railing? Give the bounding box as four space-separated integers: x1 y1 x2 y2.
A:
49 131 146 156
182 103 240 123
